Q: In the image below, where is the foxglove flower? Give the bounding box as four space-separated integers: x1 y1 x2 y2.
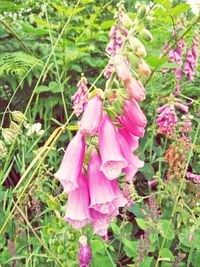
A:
89 209 111 236
124 77 146 102
117 99 147 138
88 150 118 214
78 235 92 267
79 95 102 136
72 77 89 116
156 104 178 135
111 180 128 208
118 127 139 151
54 133 85 192
99 114 128 180
119 133 144 182
64 173 90 229
114 55 132 82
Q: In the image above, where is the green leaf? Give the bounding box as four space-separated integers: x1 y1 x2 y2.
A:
146 56 168 68
135 218 148 230
110 222 120 235
122 238 138 258
158 220 175 240
160 248 175 261
154 0 171 8
140 257 153 267
170 4 190 16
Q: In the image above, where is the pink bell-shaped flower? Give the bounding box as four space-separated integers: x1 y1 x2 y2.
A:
119 134 144 182
99 114 128 180
118 128 139 151
89 209 111 236
54 133 85 192
79 95 102 136
64 173 90 229
88 150 118 214
124 78 146 102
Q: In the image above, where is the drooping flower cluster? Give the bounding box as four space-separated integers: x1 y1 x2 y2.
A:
156 97 188 135
72 75 89 117
183 34 199 81
55 3 150 238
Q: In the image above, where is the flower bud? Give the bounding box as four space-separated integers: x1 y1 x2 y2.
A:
2 128 16 144
121 13 133 29
139 28 153 42
129 37 147 57
137 60 151 76
137 5 147 19
0 140 7 158
127 52 143 68
11 110 27 124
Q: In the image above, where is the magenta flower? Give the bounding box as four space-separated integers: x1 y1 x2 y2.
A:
125 77 146 102
88 150 118 214
64 173 90 229
119 133 144 183
156 104 178 135
54 133 85 193
114 55 132 82
111 180 128 208
79 95 102 136
78 235 92 267
187 172 200 187
117 115 145 138
99 114 128 180
89 209 111 236
117 99 147 138
72 77 89 117
118 128 139 151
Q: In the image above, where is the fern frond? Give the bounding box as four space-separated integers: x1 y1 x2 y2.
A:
0 52 42 79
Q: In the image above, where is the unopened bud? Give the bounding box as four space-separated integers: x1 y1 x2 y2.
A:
121 13 133 29
10 121 22 134
137 5 147 19
0 140 7 158
127 52 143 68
129 37 147 57
139 28 153 42
137 60 151 76
11 110 27 124
2 128 16 144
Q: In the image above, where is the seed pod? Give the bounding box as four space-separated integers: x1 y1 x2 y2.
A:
127 52 143 68
137 5 147 19
11 110 27 124
139 28 153 42
121 13 133 29
129 37 147 57
0 140 7 158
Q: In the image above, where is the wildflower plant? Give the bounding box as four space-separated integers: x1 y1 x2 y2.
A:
0 1 199 267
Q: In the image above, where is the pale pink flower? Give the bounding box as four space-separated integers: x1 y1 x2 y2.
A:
117 99 147 138
118 128 139 151
54 133 85 192
114 55 132 82
88 150 118 214
119 133 144 183
89 209 111 236
99 114 128 180
79 95 102 136
124 78 146 102
64 173 90 229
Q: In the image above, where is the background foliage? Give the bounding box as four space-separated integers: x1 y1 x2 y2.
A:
0 0 199 266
